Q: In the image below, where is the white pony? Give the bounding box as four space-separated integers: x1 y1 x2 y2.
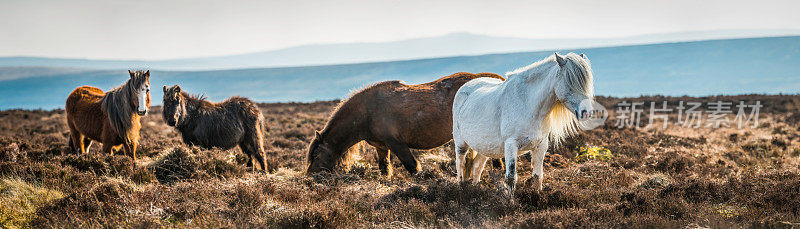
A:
452 52 594 196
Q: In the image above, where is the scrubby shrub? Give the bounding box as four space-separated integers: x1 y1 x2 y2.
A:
0 142 25 163
149 147 198 184
61 154 135 177
90 178 133 204
3 97 800 227
194 150 245 179
130 167 157 184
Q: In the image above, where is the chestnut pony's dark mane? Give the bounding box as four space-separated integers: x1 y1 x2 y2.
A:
100 70 148 143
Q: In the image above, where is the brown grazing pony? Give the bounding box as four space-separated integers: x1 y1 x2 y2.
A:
307 72 504 177
162 85 268 170
66 70 151 160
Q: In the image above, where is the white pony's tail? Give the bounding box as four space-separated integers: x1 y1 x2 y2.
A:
452 88 470 135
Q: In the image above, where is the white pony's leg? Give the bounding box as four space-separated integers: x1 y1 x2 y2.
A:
503 138 519 197
469 153 490 183
531 138 549 192
454 141 469 182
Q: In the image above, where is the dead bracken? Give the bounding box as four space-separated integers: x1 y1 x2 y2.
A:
0 95 798 228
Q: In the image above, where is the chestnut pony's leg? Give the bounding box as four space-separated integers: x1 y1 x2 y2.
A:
375 146 392 177
385 139 420 176
82 138 92 153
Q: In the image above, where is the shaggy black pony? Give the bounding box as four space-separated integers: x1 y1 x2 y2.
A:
162 85 268 170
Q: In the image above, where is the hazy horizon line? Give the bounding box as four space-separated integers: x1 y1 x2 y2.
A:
3 28 799 62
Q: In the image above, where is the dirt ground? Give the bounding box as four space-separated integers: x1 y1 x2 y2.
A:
1 95 799 228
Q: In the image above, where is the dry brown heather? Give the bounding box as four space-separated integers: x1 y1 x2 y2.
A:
1 95 800 228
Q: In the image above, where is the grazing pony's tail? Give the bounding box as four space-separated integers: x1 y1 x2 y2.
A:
257 113 271 155
258 113 269 136
255 113 270 171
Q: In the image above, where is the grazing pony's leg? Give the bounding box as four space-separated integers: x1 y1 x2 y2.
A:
252 143 267 171
82 138 92 153
454 140 469 182
240 143 256 171
240 137 267 171
241 117 268 171
469 153 490 183
374 145 393 177
71 135 86 154
253 126 268 171
68 122 85 154
67 135 75 153
101 143 114 156
530 138 549 192
130 141 138 161
112 145 123 154
246 153 253 168
503 138 519 197
101 129 116 156
121 141 138 162
491 159 504 169
385 139 420 175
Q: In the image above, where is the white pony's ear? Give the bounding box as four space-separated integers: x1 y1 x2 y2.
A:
580 53 587 59
555 53 567 67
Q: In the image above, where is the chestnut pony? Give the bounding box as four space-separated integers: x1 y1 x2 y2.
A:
66 70 151 161
307 72 504 177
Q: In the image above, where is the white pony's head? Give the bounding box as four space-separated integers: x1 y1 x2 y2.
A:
553 52 594 118
543 52 596 145
503 52 595 145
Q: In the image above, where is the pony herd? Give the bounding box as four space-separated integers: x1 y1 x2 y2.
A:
65 53 595 196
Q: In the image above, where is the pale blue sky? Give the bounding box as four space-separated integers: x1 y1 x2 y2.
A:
2 0 799 60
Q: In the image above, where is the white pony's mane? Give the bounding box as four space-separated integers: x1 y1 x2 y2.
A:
505 53 594 146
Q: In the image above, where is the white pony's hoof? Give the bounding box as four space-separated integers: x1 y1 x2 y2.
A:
496 181 514 199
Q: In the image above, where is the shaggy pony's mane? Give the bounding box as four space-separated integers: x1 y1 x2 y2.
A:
181 91 208 102
100 70 149 143
179 91 212 109
506 53 594 146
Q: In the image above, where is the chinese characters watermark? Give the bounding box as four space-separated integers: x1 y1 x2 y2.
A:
614 101 762 129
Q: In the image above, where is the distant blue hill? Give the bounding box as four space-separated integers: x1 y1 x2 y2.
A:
2 30 800 71
1 36 799 109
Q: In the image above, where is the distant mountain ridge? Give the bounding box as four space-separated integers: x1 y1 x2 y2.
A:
1 30 799 71
1 36 799 109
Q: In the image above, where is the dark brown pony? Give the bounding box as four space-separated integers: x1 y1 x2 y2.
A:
66 70 151 160
162 85 268 170
307 72 504 176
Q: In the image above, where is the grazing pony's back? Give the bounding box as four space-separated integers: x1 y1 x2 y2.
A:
162 85 268 170
306 72 504 176
66 70 151 161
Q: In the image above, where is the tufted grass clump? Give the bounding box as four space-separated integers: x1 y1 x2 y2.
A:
149 147 198 185
0 178 64 228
